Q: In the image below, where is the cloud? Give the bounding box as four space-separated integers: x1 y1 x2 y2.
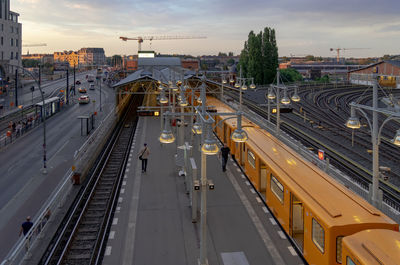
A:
11 0 400 56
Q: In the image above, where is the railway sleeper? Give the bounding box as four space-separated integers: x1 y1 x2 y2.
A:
77 226 99 233
69 242 94 250
64 252 91 260
85 211 104 218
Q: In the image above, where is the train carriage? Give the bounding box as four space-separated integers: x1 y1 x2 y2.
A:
342 229 400 265
207 96 399 265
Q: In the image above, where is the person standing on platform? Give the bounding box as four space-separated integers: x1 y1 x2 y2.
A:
138 143 150 173
19 216 33 237
219 143 230 172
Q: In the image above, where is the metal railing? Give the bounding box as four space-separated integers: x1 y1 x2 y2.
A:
1 108 117 265
225 100 400 224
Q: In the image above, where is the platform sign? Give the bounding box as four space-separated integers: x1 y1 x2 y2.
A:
318 149 324 161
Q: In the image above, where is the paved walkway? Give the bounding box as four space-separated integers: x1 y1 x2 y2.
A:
102 117 304 265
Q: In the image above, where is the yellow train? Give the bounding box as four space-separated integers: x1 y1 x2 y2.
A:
207 97 399 265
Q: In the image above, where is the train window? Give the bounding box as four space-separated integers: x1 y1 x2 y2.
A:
312 218 325 253
270 175 284 204
346 256 356 265
247 150 256 168
336 236 344 263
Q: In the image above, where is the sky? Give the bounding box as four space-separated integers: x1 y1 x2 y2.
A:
13 0 400 58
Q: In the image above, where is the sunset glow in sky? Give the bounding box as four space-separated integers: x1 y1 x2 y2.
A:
13 0 400 57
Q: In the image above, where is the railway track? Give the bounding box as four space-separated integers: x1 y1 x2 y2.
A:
39 97 139 265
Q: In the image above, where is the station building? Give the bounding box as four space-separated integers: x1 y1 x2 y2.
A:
348 60 400 88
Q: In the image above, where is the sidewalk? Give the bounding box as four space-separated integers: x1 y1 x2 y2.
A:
102 117 304 265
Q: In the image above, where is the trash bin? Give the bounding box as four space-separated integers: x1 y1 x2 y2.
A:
72 173 81 185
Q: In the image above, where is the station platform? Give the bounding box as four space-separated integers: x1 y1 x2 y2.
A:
102 117 304 265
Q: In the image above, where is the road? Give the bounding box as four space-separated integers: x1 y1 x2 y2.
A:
0 76 116 260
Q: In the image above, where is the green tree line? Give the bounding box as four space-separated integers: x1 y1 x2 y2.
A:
239 27 279 85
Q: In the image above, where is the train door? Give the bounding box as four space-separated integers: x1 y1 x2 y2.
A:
241 143 246 166
223 123 227 144
259 162 267 200
290 193 304 252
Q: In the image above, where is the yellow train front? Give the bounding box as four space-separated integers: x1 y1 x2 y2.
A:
208 96 399 265
342 229 400 265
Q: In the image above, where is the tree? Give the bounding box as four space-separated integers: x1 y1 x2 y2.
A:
227 58 235 66
279 68 303 82
239 27 278 85
218 52 227 57
22 59 40 68
228 52 234 57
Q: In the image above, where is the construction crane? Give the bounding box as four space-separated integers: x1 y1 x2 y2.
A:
119 36 206 51
330 48 370 62
22 43 47 47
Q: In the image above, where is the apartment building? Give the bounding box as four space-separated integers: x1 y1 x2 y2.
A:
53 50 78 67
78 48 105 66
0 0 22 79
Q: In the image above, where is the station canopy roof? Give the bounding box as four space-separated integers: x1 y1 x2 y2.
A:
113 56 197 88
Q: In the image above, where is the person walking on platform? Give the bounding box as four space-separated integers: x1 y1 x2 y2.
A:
219 143 230 172
19 216 33 237
138 143 150 173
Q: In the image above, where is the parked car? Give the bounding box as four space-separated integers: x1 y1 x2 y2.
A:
75 80 81 85
79 87 87 93
78 95 90 104
89 84 95 90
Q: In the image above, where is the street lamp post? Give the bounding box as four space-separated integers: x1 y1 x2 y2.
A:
346 80 400 207
9 63 47 173
159 75 248 265
267 68 300 135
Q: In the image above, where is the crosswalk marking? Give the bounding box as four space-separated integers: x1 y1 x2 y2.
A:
262 206 268 213
121 188 125 194
269 218 277 225
109 231 115 239
256 197 262 203
112 218 118 225
118 197 123 203
122 181 127 186
245 181 250 186
250 188 256 194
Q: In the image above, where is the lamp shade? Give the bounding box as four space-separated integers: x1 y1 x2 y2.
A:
281 96 291 105
159 130 175 144
267 91 276 100
346 117 361 129
179 99 188 106
231 128 248 143
222 79 227 84
250 83 256 89
241 84 248 90
291 93 300 102
201 142 219 155
192 122 202 134
234 82 240 88
392 129 400 146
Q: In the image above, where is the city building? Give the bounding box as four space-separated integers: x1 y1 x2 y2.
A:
78 48 106 67
348 60 400 88
280 61 362 81
22 53 54 64
0 0 22 79
123 55 138 72
53 50 78 68
181 59 199 71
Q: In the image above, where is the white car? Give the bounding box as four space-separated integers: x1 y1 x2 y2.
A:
78 95 90 104
89 84 95 90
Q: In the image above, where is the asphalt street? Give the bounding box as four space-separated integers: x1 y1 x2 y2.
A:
0 76 116 260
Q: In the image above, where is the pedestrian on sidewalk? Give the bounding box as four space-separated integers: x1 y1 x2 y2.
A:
138 143 150 173
19 216 33 237
219 143 230 172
